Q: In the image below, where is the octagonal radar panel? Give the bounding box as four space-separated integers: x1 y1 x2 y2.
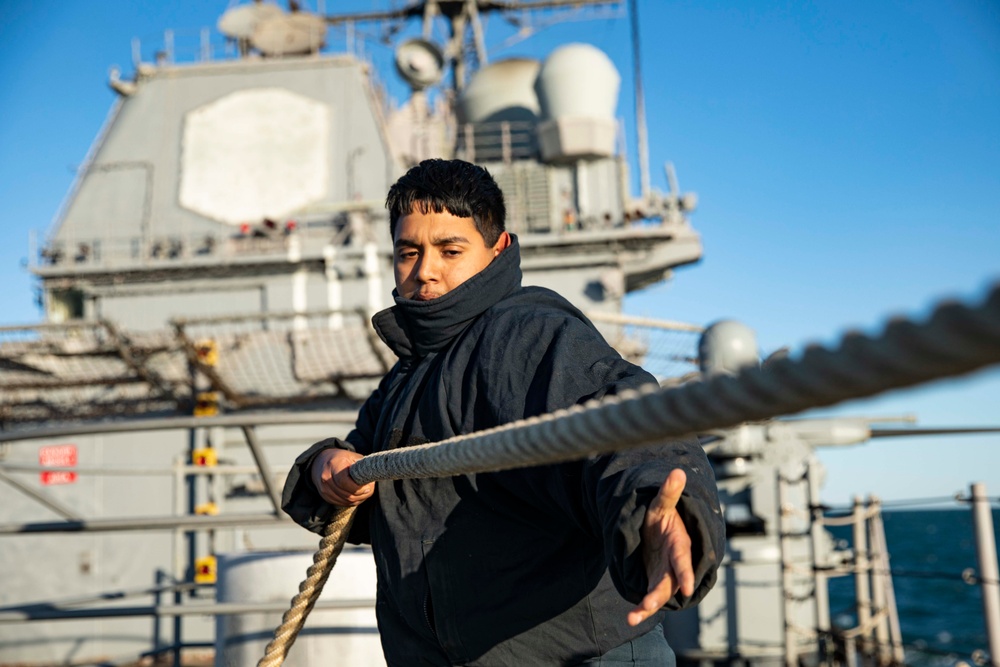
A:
179 88 330 225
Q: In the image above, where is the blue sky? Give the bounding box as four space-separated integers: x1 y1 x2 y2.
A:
0 0 998 504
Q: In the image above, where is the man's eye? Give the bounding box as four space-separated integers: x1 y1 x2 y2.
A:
443 249 462 257
398 251 417 259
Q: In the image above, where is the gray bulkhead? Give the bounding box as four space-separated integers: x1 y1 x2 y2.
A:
35 52 701 332
0 422 341 663
40 55 399 330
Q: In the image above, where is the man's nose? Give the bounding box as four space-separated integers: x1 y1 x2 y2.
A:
415 253 440 283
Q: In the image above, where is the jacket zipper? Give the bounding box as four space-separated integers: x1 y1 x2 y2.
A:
423 591 438 638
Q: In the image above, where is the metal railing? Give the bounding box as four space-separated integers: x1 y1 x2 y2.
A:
0 411 357 533
33 220 361 271
0 307 390 422
815 487 1000 667
455 120 538 164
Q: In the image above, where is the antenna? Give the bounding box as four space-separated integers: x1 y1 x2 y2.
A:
665 162 679 196
629 0 651 199
395 39 445 90
322 1 620 91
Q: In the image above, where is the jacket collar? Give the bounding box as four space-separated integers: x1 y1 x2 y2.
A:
373 234 522 358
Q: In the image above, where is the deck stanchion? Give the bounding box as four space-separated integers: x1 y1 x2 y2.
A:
970 483 1000 667
866 497 891 666
777 473 798 667
853 496 873 662
845 636 859 667
807 460 831 641
869 507 904 665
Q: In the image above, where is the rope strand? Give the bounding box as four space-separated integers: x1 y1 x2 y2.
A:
256 506 357 667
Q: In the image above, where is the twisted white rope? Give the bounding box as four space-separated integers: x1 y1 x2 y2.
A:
350 285 1000 485
262 283 1000 664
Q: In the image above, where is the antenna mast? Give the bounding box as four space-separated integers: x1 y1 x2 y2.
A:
324 1 619 91
629 0 651 198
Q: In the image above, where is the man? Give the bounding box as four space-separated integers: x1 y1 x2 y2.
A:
283 159 725 666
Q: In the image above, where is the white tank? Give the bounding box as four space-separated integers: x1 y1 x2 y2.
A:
533 44 620 162
215 548 384 666
457 58 541 125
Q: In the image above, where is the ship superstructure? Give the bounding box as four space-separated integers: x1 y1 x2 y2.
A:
4 3 991 667
33 0 700 339
0 2 707 664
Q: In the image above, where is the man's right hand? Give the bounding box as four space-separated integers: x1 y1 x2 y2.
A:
310 448 375 507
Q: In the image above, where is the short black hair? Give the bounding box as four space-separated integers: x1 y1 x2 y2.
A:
386 159 506 246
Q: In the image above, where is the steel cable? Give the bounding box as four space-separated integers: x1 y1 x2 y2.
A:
820 495 964 511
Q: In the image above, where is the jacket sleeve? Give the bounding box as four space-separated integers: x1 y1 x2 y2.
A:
280 370 394 541
584 438 725 610
479 307 725 609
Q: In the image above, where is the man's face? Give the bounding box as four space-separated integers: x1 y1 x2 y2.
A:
393 208 509 301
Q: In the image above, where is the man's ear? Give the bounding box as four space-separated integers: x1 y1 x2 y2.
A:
492 231 512 256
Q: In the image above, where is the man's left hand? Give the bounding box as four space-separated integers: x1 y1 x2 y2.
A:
627 468 694 626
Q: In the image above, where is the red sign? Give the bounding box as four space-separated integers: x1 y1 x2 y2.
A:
39 444 77 485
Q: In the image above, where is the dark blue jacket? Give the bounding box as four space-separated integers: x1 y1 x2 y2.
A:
282 237 724 666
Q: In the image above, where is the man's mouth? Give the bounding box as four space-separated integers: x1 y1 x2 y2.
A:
413 291 440 302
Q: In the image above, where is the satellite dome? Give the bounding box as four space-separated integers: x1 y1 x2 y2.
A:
533 44 620 162
457 58 541 125
534 43 619 121
699 320 760 377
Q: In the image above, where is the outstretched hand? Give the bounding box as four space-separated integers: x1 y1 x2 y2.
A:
627 469 694 626
311 448 375 507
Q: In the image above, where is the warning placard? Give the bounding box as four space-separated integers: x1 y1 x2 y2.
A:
39 444 77 485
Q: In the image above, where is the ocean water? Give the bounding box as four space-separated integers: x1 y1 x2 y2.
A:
825 507 1000 666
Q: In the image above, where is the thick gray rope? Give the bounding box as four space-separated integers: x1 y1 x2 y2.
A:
350 284 1000 485
263 283 1000 664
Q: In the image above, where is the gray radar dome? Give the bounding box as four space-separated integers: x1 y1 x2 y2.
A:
699 320 760 377
534 43 620 162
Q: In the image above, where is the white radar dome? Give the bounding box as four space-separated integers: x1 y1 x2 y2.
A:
534 43 620 121
534 43 620 162
457 58 541 125
699 320 760 377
